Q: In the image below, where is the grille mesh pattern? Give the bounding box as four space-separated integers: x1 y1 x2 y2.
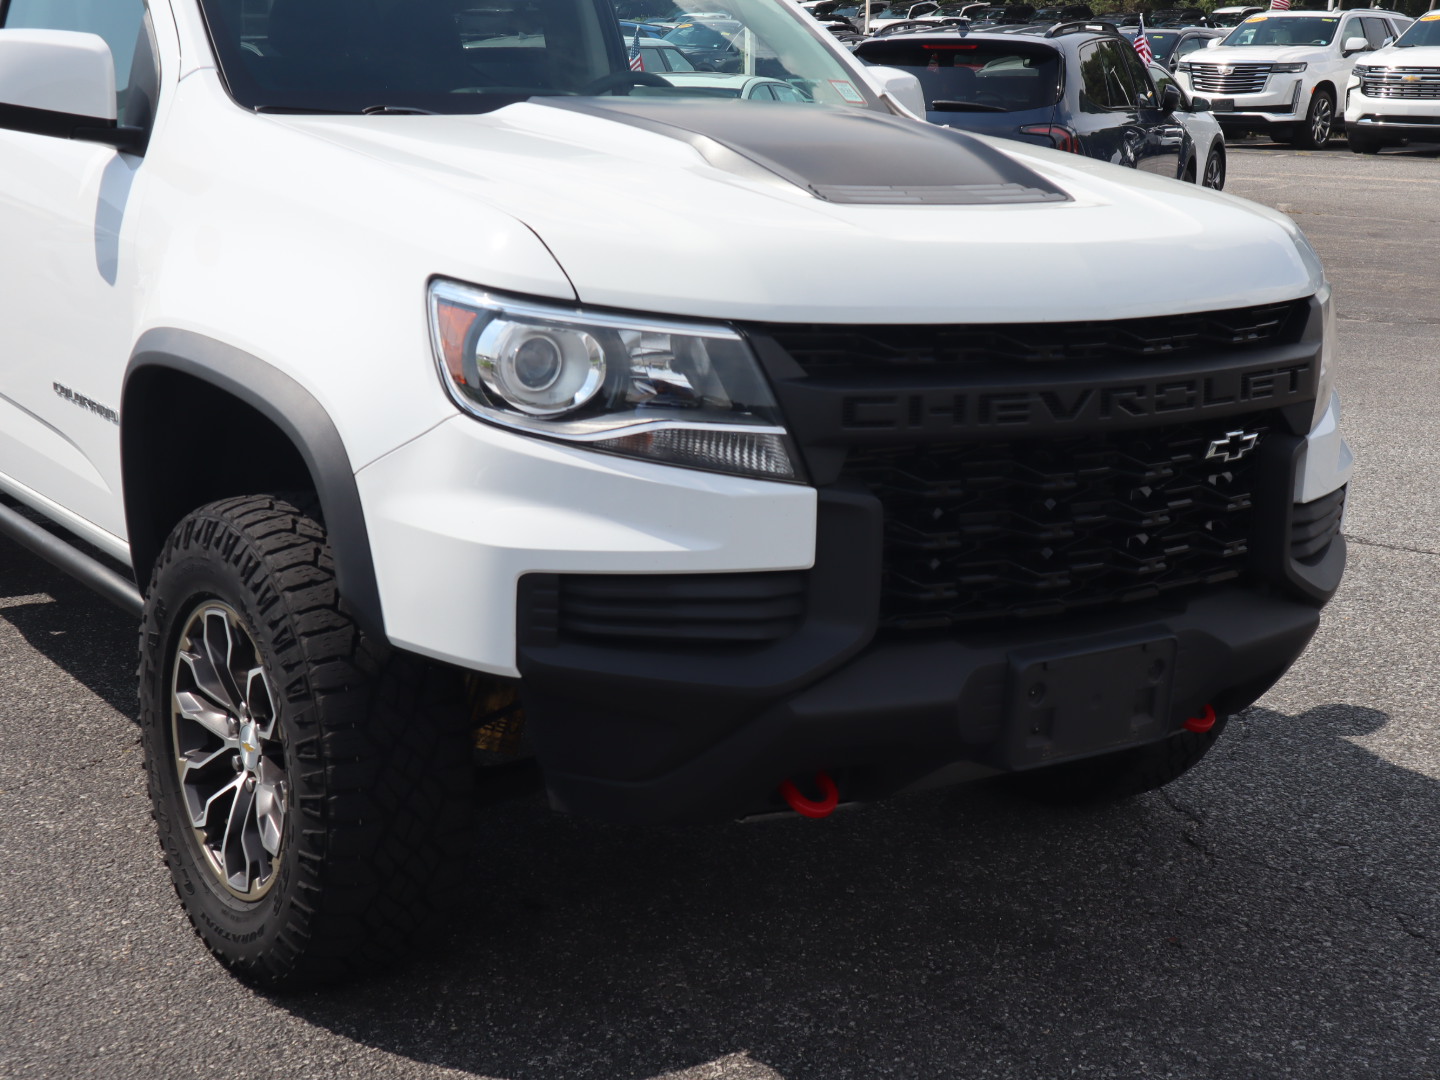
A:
761 302 1302 373
1188 62 1273 94
842 422 1266 631
1360 68 1440 99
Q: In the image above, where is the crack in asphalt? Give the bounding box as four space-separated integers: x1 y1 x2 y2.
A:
1396 914 1440 960
1159 789 1216 864
1346 535 1440 559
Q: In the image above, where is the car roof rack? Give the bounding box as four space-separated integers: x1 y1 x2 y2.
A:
1044 19 1119 36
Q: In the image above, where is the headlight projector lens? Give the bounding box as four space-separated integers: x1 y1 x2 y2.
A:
478 322 605 417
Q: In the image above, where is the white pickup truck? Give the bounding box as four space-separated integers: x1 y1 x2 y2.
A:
0 0 1349 987
1176 6 1412 147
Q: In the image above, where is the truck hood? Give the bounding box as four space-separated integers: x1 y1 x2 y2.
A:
1195 45 1330 65
1362 44 1440 66
274 100 1320 323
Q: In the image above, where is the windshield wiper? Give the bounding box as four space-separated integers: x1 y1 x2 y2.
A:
930 100 1009 112
253 105 360 115
361 105 438 115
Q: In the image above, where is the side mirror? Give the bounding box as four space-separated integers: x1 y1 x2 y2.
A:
1206 36 1222 48
1160 82 1183 113
0 29 142 152
864 64 927 118
0 29 115 121
1342 35 1369 54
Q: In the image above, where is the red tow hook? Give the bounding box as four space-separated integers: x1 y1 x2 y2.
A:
1183 704 1218 734
778 772 840 819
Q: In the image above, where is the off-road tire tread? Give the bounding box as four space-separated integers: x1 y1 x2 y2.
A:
139 495 473 988
1011 718 1227 806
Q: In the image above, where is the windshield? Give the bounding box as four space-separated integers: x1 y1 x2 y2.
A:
1221 15 1341 47
857 41 1061 111
1396 14 1440 47
198 0 879 114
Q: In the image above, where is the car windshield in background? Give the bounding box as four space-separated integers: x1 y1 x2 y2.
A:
198 0 877 114
858 41 1061 112
1221 15 1341 47
1396 16 1440 47
1123 29 1183 62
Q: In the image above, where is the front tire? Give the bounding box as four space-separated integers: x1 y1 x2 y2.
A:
1202 140 1226 189
1010 718 1228 805
1293 89 1335 150
139 495 474 987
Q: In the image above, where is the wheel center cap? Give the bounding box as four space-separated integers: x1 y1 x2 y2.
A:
238 720 262 773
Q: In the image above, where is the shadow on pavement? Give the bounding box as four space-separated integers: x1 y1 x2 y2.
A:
273 703 1440 1080
0 537 138 718
8 536 1437 1078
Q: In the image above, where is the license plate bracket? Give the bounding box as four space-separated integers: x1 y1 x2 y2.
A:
1003 635 1177 769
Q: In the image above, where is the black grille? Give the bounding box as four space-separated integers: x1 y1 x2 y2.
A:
555 572 805 643
1291 486 1345 563
842 420 1268 632
763 302 1304 374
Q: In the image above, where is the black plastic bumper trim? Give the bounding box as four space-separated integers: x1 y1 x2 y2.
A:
530 585 1321 824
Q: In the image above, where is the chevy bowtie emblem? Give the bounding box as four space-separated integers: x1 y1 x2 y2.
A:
1206 430 1259 463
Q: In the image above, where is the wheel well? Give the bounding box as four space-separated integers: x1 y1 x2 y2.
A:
121 368 315 590
1314 81 1336 103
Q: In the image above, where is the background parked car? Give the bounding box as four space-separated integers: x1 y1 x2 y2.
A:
1175 7 1413 148
1344 11 1440 153
855 24 1209 183
1121 25 1225 70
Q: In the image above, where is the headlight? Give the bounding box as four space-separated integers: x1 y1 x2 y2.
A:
1352 64 1374 75
1311 281 1335 432
1271 62 1307 73
429 280 801 481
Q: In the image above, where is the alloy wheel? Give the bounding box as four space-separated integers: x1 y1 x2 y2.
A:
1310 97 1333 146
1203 147 1225 189
170 602 287 901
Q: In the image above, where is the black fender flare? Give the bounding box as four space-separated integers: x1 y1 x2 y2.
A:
122 328 386 640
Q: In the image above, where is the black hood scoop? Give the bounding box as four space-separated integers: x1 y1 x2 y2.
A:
536 98 1070 206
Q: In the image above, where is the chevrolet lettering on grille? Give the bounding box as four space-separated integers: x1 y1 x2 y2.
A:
828 360 1313 436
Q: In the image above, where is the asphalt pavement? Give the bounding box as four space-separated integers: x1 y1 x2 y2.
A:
3 138 1440 1080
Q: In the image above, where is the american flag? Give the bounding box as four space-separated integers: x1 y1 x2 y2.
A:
1270 0 1291 8
628 26 644 71
1133 14 1153 65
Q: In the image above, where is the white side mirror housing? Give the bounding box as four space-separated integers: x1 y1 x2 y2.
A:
1342 36 1370 54
1207 36 1222 48
864 65 927 120
0 29 116 121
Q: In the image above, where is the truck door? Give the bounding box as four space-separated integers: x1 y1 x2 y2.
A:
0 0 163 547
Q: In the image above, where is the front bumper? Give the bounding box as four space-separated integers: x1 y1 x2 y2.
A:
1179 73 1307 130
1344 91 1440 139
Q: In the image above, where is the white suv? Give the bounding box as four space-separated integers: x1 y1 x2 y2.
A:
0 0 1350 987
1345 11 1440 153
1177 7 1413 148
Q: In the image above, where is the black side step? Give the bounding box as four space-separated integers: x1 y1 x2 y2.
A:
0 500 143 616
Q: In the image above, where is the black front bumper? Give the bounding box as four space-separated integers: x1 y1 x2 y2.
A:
520 577 1333 824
